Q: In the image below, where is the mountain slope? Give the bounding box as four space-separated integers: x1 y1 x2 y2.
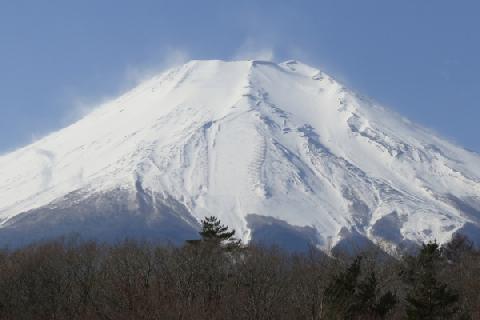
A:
1 60 479 250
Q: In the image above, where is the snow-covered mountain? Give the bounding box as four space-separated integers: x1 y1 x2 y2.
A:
1 60 479 251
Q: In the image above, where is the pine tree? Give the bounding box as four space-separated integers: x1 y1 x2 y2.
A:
442 233 474 263
323 256 362 319
354 272 397 318
403 242 463 319
199 216 240 248
323 256 397 319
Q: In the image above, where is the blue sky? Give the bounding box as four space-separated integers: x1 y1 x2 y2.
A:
1 0 479 153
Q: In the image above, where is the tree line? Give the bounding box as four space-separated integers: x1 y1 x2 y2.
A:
0 216 478 319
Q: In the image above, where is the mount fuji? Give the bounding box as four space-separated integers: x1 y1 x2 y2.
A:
1 60 480 252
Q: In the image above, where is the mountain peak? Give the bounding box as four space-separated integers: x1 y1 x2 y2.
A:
1 59 479 251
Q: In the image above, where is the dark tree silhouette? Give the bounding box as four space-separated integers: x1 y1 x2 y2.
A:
323 256 397 319
442 233 474 263
403 242 463 320
199 216 240 248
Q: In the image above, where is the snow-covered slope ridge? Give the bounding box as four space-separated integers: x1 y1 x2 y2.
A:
1 60 479 250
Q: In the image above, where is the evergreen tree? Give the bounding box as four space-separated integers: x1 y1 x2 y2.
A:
323 256 397 319
323 256 362 319
354 272 397 318
403 242 463 319
442 233 474 263
199 216 240 248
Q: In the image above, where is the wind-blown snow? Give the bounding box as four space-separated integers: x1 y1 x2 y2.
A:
1 59 480 251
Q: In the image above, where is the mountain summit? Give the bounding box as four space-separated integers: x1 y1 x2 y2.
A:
1 60 479 251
